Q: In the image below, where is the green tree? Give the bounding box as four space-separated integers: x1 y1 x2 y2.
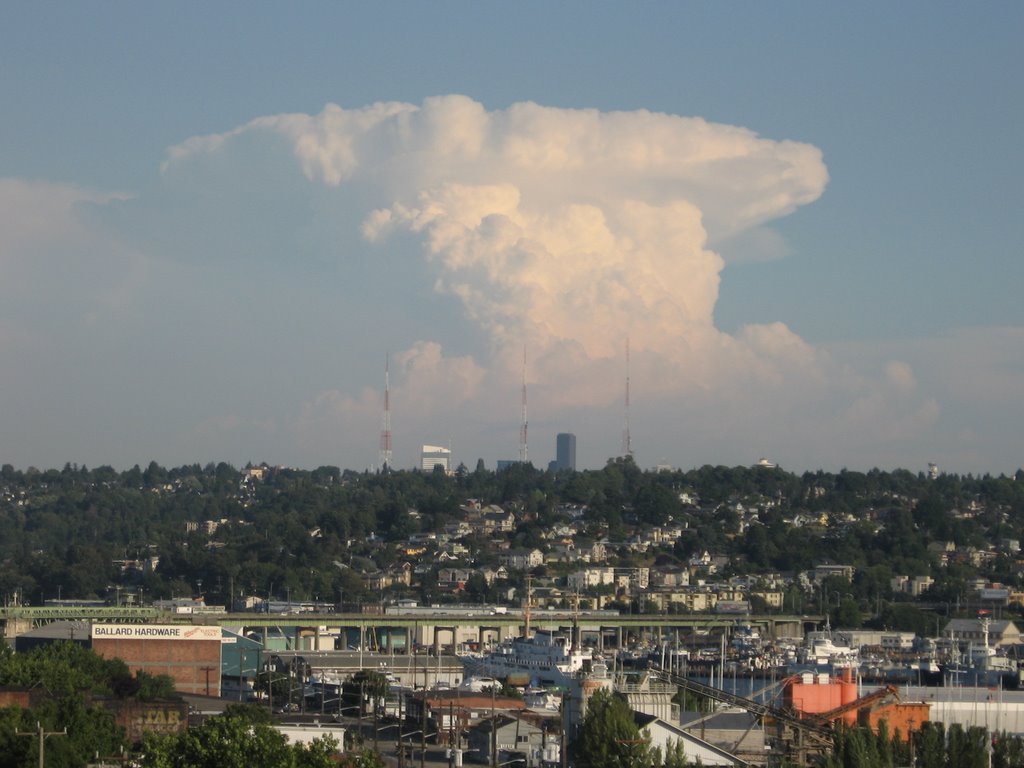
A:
138 708 339 768
335 749 386 768
945 723 987 768
655 738 691 768
993 730 1024 768
915 722 947 768
573 689 653 768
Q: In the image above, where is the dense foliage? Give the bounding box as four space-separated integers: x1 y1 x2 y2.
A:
138 705 340 768
573 688 652 768
2 460 1024 627
0 642 176 700
823 721 1024 768
0 643 177 768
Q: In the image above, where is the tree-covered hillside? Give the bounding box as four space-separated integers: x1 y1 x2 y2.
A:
2 459 1024 626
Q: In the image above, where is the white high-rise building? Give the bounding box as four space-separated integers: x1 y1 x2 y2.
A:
421 445 451 472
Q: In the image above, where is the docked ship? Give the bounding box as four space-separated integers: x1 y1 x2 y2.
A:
457 628 598 688
788 622 860 675
941 617 1022 689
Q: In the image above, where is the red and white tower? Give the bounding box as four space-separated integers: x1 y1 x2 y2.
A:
379 355 392 471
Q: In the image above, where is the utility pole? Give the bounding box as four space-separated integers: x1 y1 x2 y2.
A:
421 660 428 768
449 701 455 768
397 687 405 768
200 665 216 696
491 684 497 768
560 690 569 768
371 679 378 753
17 721 67 768
267 669 274 715
86 746 127 768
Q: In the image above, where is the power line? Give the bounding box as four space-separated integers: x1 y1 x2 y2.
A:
16 721 67 768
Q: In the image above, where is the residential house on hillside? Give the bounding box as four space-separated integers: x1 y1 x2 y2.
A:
544 522 578 539
557 503 587 520
499 548 543 570
649 567 690 588
481 507 516 534
445 521 473 539
891 575 934 597
567 567 615 590
813 564 855 583
478 566 508 584
366 563 412 591
927 541 955 567
438 568 475 590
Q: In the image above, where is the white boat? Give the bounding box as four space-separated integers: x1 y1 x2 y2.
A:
523 686 561 711
458 676 500 692
789 623 859 673
457 628 595 688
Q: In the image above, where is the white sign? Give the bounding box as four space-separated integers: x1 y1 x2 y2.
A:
91 624 222 641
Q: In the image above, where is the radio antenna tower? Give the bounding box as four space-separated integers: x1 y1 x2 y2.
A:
379 354 392 471
519 346 529 464
622 337 634 459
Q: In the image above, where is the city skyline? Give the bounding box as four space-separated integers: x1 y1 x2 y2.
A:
1 5 1022 474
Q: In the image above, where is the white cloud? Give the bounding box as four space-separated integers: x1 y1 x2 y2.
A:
0 98 956 472
163 97 826 378
825 328 1024 472
0 178 124 269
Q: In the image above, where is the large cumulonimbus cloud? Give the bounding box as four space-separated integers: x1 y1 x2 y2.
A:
0 93 951 472
168 97 822 376
179 98 822 343
158 95 939 467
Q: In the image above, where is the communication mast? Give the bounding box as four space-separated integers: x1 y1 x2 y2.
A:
622 338 633 459
379 355 392 471
519 347 529 464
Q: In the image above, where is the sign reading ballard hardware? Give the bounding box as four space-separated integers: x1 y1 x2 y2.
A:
91 624 222 641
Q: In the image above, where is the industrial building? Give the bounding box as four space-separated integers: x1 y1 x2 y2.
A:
90 623 223 696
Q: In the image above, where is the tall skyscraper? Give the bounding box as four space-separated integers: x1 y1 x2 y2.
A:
555 433 576 471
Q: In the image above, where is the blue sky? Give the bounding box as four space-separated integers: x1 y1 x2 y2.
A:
1 3 1022 474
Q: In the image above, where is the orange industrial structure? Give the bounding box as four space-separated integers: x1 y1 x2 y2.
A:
859 702 931 741
784 669 928 740
785 670 861 725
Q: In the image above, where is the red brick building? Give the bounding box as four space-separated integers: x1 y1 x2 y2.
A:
91 624 223 696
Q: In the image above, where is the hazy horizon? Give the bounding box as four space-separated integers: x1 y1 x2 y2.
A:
2 5 1021 475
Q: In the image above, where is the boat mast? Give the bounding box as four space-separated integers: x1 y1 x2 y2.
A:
523 574 532 639
571 592 580 652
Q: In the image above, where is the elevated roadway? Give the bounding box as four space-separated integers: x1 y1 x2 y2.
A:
1 605 817 645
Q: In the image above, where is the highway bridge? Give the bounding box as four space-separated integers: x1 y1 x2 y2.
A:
1 605 819 649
